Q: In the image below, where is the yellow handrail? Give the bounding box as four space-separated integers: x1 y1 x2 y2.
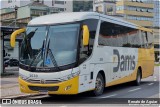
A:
10 28 25 47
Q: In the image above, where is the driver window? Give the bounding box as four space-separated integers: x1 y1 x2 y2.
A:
79 19 98 64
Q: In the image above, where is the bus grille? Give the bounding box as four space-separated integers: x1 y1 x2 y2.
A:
28 86 59 91
26 79 61 84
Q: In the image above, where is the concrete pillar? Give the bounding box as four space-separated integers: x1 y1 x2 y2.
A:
0 36 4 74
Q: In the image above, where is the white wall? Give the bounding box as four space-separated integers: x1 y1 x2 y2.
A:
65 1 73 12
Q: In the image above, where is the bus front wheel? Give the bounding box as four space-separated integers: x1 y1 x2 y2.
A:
92 73 105 96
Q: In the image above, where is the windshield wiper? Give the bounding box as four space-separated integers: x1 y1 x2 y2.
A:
29 40 45 67
46 39 60 71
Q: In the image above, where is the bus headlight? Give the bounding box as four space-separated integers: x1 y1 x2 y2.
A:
19 73 28 80
59 71 80 81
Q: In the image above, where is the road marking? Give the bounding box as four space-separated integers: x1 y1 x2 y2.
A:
148 83 154 85
100 94 117 98
154 78 157 81
128 88 141 92
154 76 157 80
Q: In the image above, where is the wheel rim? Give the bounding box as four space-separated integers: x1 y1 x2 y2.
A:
95 77 103 92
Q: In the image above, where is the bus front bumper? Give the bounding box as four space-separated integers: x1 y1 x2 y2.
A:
18 76 79 95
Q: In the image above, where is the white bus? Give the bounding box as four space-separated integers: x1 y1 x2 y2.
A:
11 12 154 96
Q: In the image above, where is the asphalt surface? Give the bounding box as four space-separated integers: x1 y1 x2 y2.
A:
15 67 160 105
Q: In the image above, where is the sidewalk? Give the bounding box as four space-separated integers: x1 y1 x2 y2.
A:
0 69 32 99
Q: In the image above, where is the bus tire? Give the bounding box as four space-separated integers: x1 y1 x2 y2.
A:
134 69 141 86
92 73 105 96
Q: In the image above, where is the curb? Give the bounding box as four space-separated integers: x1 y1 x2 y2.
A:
1 94 39 99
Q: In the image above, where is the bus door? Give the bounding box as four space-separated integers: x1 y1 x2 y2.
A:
79 63 91 92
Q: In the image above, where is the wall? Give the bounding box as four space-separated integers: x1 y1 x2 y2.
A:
93 2 116 15
43 0 73 12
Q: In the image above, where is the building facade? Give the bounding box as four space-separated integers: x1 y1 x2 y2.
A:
48 0 73 12
1 0 31 9
93 0 117 15
116 0 154 27
1 0 94 27
1 0 73 12
0 2 52 27
73 1 93 12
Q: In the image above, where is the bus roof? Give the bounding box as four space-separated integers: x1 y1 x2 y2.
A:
28 12 152 32
28 12 99 25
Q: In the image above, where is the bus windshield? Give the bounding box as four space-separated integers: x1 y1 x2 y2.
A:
20 24 80 69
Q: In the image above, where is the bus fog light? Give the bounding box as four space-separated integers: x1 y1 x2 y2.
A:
65 85 72 91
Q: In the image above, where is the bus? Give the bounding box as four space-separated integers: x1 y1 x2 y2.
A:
10 12 154 96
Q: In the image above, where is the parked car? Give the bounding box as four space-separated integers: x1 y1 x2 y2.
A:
4 58 9 62
4 58 10 66
4 63 8 68
4 58 19 67
3 58 9 68
9 59 19 66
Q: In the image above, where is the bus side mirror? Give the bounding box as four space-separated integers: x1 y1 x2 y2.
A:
10 28 25 47
83 25 90 46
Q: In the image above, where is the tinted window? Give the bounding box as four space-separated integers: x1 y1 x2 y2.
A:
141 31 148 48
154 44 160 49
141 31 153 49
98 21 141 48
147 32 154 48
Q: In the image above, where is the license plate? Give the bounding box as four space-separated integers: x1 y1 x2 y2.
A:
39 90 48 94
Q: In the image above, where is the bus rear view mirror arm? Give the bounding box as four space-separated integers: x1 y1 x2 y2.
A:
83 25 90 46
10 28 26 47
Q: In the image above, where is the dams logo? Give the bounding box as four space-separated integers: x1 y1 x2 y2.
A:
113 49 136 72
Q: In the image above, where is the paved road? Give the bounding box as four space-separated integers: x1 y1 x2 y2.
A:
16 67 159 105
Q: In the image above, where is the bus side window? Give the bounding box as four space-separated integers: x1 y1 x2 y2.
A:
98 21 141 48
147 32 154 48
141 31 149 48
